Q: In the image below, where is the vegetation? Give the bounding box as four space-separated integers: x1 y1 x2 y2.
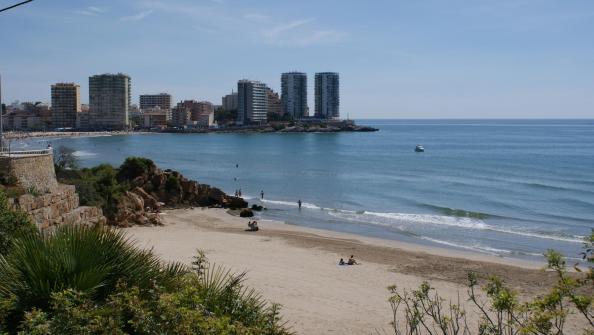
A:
214 107 238 125
386 231 594 335
267 113 293 122
116 157 156 182
54 146 79 172
0 222 292 334
55 156 144 220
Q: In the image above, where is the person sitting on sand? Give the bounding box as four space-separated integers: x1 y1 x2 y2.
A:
339 258 346 265
247 220 259 232
347 255 358 265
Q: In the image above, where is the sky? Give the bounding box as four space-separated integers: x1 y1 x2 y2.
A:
0 0 593 119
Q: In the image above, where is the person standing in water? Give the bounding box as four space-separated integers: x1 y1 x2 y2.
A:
298 199 302 209
260 190 264 199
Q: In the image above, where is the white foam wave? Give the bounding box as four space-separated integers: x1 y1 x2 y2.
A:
259 197 584 244
419 237 511 256
329 211 584 244
261 199 322 210
73 150 97 157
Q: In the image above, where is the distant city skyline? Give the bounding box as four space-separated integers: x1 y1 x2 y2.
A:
1 0 593 118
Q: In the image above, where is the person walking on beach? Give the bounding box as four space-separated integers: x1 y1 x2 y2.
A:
260 190 264 199
298 199 302 210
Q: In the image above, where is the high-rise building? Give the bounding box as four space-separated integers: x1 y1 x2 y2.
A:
315 72 340 119
140 93 172 111
267 88 282 116
237 80 268 125
89 73 131 130
222 92 238 111
281 72 308 118
51 83 81 129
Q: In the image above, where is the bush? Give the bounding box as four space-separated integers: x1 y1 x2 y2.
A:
165 174 181 192
0 231 292 334
386 232 594 335
0 224 186 331
117 157 156 182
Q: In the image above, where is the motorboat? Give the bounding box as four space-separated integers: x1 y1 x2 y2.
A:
415 144 425 152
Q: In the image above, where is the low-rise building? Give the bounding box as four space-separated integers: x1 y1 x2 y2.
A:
76 111 90 130
171 105 191 128
267 88 282 117
142 107 168 129
222 92 238 111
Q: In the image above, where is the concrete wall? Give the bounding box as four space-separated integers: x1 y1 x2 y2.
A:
0 153 58 193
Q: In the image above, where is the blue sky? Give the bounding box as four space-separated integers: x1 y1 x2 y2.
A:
0 0 593 118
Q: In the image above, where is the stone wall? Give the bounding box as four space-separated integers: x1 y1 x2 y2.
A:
0 153 58 193
10 184 106 230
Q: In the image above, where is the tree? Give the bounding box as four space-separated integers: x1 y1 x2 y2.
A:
54 146 78 171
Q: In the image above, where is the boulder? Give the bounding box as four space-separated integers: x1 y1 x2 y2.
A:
240 208 254 218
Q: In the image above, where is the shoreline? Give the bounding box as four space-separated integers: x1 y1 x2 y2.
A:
4 130 154 141
126 208 584 334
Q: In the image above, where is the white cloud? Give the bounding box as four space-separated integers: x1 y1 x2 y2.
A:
264 18 314 40
263 18 347 47
120 10 154 21
74 6 107 16
290 30 348 46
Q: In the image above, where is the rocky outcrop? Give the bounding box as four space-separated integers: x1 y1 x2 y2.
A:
108 164 248 226
112 190 161 227
10 184 106 230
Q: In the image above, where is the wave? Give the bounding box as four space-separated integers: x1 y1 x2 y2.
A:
260 198 362 213
422 204 492 219
329 211 585 244
255 197 586 244
73 150 97 157
419 237 511 256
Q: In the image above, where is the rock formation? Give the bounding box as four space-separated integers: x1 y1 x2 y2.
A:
109 165 247 227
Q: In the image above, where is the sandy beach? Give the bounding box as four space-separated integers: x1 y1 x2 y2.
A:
4 130 152 141
127 208 586 334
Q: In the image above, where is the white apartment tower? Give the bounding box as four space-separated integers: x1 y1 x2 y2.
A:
237 80 268 125
89 73 131 130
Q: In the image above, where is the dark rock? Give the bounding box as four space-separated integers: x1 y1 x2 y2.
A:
240 208 254 217
251 204 264 211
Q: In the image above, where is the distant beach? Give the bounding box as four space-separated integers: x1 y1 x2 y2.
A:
3 130 153 140
127 208 587 334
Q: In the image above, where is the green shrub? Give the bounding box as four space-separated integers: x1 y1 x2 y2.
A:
165 174 181 192
387 232 594 334
0 224 186 331
117 157 156 182
1 231 292 334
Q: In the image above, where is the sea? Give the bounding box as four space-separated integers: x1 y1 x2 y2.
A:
18 119 594 261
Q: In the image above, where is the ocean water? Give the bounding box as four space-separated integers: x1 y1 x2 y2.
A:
24 119 594 260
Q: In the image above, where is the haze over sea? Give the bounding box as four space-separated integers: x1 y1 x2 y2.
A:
32 119 594 261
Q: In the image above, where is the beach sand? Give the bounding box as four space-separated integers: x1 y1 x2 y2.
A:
126 208 586 334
